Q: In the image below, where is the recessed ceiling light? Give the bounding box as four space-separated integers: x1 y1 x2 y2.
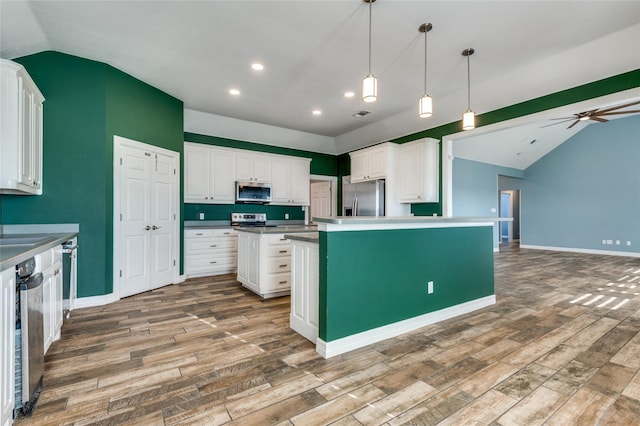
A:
344 91 355 98
312 110 322 116
251 63 264 71
229 89 240 95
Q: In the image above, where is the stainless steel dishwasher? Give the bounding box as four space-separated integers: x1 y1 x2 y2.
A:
16 258 44 416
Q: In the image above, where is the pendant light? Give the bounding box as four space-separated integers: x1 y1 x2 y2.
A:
418 23 433 118
362 0 378 103
462 48 475 130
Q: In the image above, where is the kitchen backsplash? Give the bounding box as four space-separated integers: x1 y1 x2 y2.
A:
184 203 305 221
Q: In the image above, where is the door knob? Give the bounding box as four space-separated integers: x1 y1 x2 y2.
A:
152 225 162 230
144 226 151 230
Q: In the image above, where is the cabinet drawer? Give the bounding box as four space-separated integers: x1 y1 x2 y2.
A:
264 273 291 291
266 257 291 273
266 245 291 257
185 239 237 253
267 234 289 245
185 228 236 239
185 255 237 271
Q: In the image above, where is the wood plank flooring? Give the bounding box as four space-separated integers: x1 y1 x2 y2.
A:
15 244 640 425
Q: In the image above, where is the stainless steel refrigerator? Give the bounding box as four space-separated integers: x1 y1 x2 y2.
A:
342 175 385 216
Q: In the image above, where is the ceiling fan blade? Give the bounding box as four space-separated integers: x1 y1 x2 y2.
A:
595 109 640 116
590 116 608 123
567 120 581 129
540 118 574 128
595 100 640 115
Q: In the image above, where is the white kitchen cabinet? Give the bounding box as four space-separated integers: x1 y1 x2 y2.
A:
0 59 44 195
349 143 391 183
184 228 237 278
398 138 439 203
38 245 62 353
184 143 236 204
290 238 319 343
236 152 271 183
271 156 311 206
236 232 292 298
1 268 16 426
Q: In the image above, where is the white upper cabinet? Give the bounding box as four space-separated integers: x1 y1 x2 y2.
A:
271 156 311 206
184 143 236 204
349 143 390 183
398 138 439 203
1 59 44 195
236 152 271 183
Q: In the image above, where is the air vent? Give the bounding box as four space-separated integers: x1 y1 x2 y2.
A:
352 110 371 118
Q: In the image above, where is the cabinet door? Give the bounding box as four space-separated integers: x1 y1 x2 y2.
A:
210 148 236 203
350 151 367 182
398 142 423 202
53 263 63 337
236 152 254 181
237 233 249 282
184 144 210 202
289 158 310 205
270 157 290 204
252 154 272 183
42 270 53 353
367 147 387 179
1 269 16 426
247 235 260 286
20 85 35 187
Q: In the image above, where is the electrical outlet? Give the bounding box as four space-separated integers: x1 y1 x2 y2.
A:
199 212 205 220
628 241 632 246
285 213 289 220
607 240 613 245
602 239 607 245
616 240 620 245
427 281 434 294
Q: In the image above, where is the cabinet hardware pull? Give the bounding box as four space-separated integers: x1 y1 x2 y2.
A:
280 238 286 241
279 264 287 268
279 281 287 284
210 261 217 264
210 245 217 247
279 250 287 253
224 232 230 235
196 233 203 235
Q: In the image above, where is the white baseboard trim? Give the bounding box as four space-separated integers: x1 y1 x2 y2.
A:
73 293 118 310
316 295 496 359
520 244 640 258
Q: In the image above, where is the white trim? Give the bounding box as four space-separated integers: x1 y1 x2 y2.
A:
520 244 640 258
316 295 496 358
442 139 454 217
74 293 118 310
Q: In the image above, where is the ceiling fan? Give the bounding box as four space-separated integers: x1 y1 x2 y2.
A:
543 100 640 129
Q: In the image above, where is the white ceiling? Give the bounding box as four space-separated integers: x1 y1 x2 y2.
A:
1 1 639 157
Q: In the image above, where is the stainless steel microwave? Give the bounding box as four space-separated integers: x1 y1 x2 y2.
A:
235 181 272 203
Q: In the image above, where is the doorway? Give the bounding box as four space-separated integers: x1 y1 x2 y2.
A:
499 189 520 244
113 136 180 299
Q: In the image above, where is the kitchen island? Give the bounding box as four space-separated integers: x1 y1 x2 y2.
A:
235 225 317 298
292 216 498 358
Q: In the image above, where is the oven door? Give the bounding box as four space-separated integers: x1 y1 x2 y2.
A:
236 181 272 203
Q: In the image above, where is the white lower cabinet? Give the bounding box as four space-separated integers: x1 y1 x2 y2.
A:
290 239 319 343
184 228 238 278
237 232 292 298
1 268 16 426
38 246 62 353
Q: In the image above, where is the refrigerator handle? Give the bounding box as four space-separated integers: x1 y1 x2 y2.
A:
353 196 358 217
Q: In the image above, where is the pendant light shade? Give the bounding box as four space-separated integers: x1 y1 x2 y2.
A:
362 74 378 103
362 0 378 103
462 48 475 130
418 23 433 118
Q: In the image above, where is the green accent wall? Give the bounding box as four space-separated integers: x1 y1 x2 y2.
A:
0 51 184 297
318 225 494 342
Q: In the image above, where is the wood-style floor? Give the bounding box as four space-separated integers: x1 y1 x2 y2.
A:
16 245 640 425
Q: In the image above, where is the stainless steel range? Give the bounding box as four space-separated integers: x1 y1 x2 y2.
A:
230 212 268 227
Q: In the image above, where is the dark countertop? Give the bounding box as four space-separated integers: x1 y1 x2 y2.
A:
0 232 78 270
285 233 319 243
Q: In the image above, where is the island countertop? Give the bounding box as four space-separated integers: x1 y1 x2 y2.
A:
312 216 509 232
1 232 78 270
285 233 319 243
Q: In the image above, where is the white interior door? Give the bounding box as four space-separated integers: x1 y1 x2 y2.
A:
120 145 151 297
310 181 331 222
115 136 178 299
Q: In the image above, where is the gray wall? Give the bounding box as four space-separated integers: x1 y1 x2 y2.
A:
522 115 640 253
452 158 523 249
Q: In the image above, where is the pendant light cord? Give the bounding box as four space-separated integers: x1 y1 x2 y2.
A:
368 0 372 74
424 26 428 93
466 53 471 110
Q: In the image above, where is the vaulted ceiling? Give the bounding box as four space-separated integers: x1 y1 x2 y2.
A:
1 1 639 157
